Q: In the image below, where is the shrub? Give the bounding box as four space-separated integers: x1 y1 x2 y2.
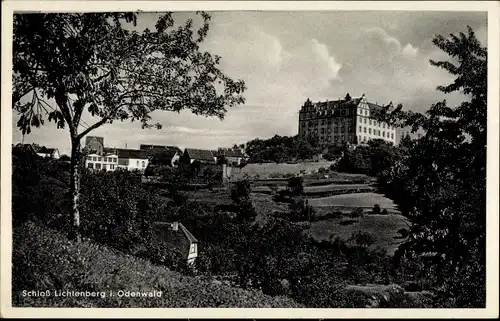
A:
288 199 316 222
287 176 304 196
372 204 382 214
317 167 327 174
350 207 364 218
348 231 375 247
230 180 257 222
381 208 389 215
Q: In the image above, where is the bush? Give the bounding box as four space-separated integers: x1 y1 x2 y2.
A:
372 204 381 214
381 208 389 215
230 180 257 222
350 207 364 218
287 176 304 196
12 221 303 308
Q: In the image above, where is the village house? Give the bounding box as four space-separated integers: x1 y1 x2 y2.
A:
180 148 220 179
83 136 149 172
217 147 245 166
150 222 198 266
35 146 60 159
180 148 217 164
13 143 60 159
140 144 181 167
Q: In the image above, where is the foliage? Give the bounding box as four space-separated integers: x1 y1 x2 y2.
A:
350 207 364 218
372 204 381 214
286 198 316 222
287 176 304 196
336 139 401 177
59 154 71 161
244 134 322 163
12 221 302 308
230 180 257 222
13 12 246 236
376 26 486 307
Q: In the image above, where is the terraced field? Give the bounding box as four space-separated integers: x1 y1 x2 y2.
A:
308 192 398 211
307 214 409 255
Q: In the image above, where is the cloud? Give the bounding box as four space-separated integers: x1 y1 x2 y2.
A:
311 38 343 80
362 27 419 59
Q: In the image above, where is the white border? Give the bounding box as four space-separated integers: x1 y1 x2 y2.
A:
1 1 499 319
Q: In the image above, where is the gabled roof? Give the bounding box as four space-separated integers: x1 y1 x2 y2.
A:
367 102 385 114
104 148 148 159
218 148 245 158
140 144 182 153
12 143 39 155
85 136 104 147
184 148 216 162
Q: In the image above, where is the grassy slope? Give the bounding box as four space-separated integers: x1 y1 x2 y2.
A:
12 221 302 308
307 214 409 255
308 192 398 210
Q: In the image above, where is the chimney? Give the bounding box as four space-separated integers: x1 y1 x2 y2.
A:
171 222 179 231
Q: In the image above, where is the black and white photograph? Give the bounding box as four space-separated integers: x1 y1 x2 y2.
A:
1 0 498 318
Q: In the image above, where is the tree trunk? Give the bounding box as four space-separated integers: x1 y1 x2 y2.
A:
69 139 81 241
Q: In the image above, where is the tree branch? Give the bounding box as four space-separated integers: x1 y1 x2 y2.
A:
77 116 109 140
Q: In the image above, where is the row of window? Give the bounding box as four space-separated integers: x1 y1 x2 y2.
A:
359 108 369 116
88 156 118 163
359 126 395 139
87 160 147 168
88 163 116 170
359 117 392 129
320 127 352 134
301 108 354 119
304 119 353 127
317 134 394 144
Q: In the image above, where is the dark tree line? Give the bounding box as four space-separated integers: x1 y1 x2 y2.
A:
376 26 487 308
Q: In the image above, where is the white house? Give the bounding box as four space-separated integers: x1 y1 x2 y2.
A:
85 152 119 171
112 148 149 172
34 146 60 159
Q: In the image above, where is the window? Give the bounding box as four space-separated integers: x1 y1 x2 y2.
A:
383 123 386 129
364 127 367 133
391 133 394 139
92 157 96 161
359 126 362 132
110 164 115 170
368 128 371 134
103 164 107 170
95 163 101 170
364 118 367 124
88 163 94 169
190 244 197 254
383 131 385 137
369 119 372 125
137 160 139 167
97 157 102 161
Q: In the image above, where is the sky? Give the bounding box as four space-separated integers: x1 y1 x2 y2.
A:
11 10 488 155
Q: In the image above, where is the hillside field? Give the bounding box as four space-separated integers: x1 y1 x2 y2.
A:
307 214 410 255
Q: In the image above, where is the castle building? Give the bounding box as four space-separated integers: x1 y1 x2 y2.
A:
298 93 397 146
